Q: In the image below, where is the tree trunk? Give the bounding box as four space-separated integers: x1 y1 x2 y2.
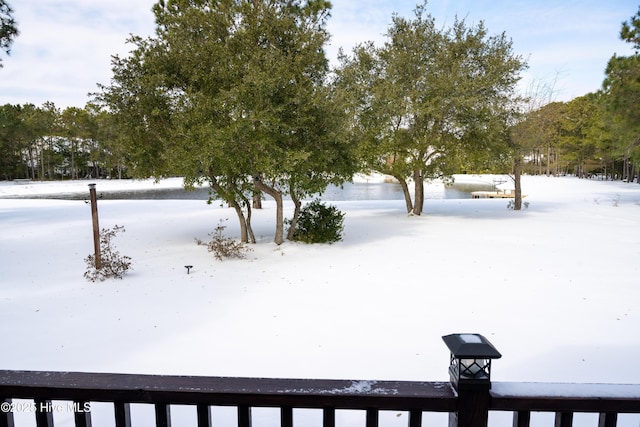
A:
28 145 36 180
287 185 302 241
210 179 253 243
239 193 256 244
412 169 424 216
230 201 249 243
396 176 413 214
513 156 523 211
546 143 551 176
253 176 284 245
71 143 76 180
623 157 629 181
252 191 262 209
40 145 45 180
537 149 543 175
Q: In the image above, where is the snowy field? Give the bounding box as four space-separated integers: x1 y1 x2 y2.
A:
1 175 640 426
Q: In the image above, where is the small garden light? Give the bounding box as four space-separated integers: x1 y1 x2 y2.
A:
442 333 501 389
185 265 193 274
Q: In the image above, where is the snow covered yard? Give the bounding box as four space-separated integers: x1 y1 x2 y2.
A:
1 175 640 426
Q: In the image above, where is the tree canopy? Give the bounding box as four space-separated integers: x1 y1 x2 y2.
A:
334 2 526 215
4 2 640 232
621 5 640 52
95 0 356 244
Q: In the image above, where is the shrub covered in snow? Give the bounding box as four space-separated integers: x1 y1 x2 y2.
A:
200 219 252 260
84 225 132 282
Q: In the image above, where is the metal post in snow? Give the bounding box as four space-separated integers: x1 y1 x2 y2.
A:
88 183 101 270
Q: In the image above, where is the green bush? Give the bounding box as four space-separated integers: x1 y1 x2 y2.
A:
290 200 345 244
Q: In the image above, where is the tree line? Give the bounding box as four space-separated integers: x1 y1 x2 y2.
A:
512 90 640 183
1 1 639 241
0 103 129 181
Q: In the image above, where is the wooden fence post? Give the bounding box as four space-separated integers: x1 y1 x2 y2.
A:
449 380 491 427
88 183 101 270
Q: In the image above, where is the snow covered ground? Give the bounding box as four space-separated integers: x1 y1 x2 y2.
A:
1 175 639 426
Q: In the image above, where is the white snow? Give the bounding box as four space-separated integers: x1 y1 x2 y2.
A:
0 177 190 198
491 382 640 399
1 175 640 426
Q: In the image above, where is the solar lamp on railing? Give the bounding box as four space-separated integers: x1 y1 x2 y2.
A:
442 333 502 390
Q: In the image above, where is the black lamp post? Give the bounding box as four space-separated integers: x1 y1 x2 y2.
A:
442 333 502 427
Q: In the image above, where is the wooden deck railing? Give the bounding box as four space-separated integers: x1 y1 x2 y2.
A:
490 382 640 427
1 370 640 427
0 370 456 427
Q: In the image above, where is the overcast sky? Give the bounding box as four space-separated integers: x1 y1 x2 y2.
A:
0 0 636 109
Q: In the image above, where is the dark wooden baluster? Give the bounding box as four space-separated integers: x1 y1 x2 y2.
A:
155 403 171 427
114 402 132 427
73 401 92 427
365 408 378 427
598 412 617 427
196 404 211 427
34 399 54 427
238 405 252 427
280 406 293 427
323 407 335 427
408 410 422 427
0 398 15 427
554 412 573 427
513 411 531 427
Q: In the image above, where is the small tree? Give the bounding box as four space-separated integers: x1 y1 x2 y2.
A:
84 225 132 282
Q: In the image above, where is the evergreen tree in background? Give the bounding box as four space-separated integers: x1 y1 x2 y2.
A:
0 0 18 67
602 6 640 182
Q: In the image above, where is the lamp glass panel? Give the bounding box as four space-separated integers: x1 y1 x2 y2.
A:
459 358 490 379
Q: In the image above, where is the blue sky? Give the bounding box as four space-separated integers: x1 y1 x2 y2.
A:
0 0 636 108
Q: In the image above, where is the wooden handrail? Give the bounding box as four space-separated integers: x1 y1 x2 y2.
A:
2 370 640 427
490 382 640 412
0 370 456 410
0 370 457 427
491 382 640 427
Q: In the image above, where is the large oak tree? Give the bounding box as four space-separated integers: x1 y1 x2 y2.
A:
96 0 356 244
335 2 526 215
